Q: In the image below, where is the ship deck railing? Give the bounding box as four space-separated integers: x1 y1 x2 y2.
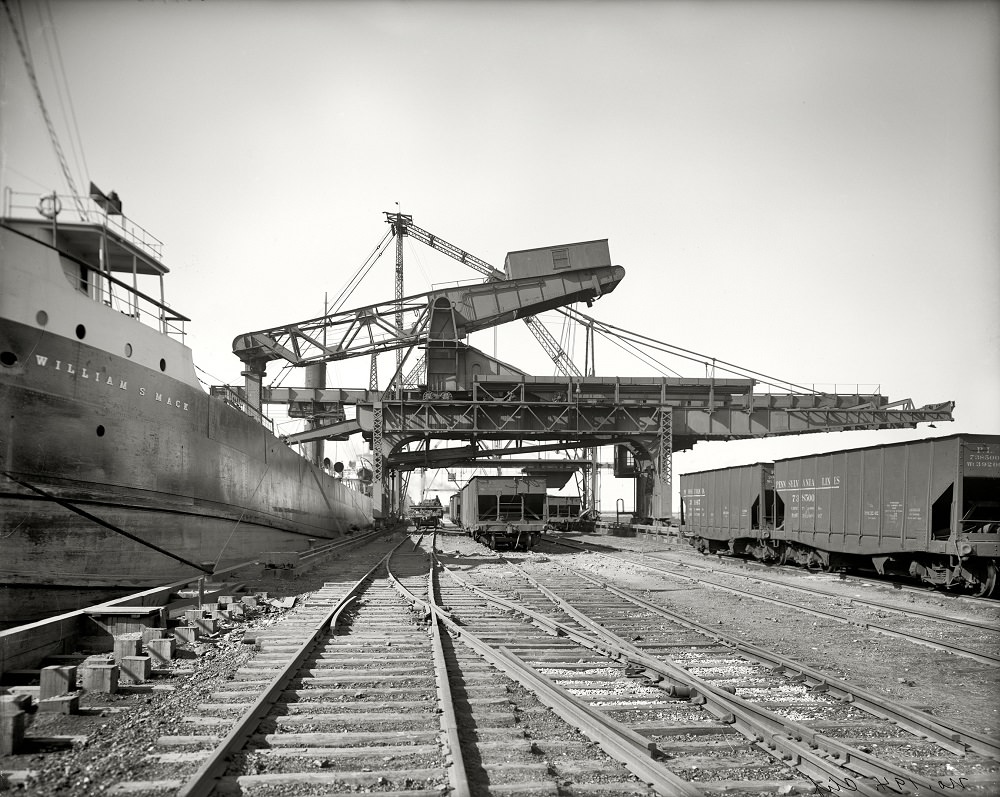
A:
3 188 188 344
3 188 164 260
209 385 276 433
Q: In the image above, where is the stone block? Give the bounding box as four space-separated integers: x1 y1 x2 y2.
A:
0 695 26 755
146 637 176 664
40 665 77 700
120 656 152 683
82 664 119 694
193 617 217 635
113 637 142 662
241 595 257 608
38 694 79 714
184 609 206 626
142 627 167 646
173 626 198 645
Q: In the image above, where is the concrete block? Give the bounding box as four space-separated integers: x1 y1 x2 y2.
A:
193 617 217 635
264 567 295 580
113 637 142 662
146 637 176 665
0 695 26 755
217 595 237 606
241 596 257 608
38 694 80 714
142 627 167 646
40 666 77 700
173 626 198 645
227 604 245 619
82 664 118 694
120 656 152 683
184 609 206 626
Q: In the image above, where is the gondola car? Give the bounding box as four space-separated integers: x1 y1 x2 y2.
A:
680 434 999 596
545 495 584 532
459 475 546 551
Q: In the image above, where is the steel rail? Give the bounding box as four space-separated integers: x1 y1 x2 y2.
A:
431 572 703 795
563 565 1000 760
440 563 973 796
545 537 1000 664
384 533 471 797
636 548 1000 633
174 545 406 797
390 541 703 795
630 555 1000 667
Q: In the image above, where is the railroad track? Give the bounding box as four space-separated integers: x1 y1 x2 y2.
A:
101 530 1000 796
108 535 682 796
539 535 1000 667
438 534 1000 795
558 531 1000 609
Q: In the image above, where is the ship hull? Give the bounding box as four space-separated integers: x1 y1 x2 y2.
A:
0 221 373 625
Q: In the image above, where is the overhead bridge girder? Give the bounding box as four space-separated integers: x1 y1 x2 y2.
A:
349 396 954 449
263 377 953 451
260 375 953 522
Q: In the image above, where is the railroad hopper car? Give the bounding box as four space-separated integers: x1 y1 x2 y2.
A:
459 475 547 551
545 495 584 532
448 492 462 527
410 496 444 530
680 434 999 596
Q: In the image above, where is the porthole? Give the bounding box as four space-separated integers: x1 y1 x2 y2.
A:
124 343 133 358
159 358 166 372
36 310 49 326
96 425 106 437
75 324 86 339
1 351 17 367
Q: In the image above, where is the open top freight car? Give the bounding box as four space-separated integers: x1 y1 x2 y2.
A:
459 475 547 551
680 434 999 596
545 495 585 532
410 496 444 529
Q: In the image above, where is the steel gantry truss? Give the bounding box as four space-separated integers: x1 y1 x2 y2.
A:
232 215 955 521
265 376 954 519
387 212 583 379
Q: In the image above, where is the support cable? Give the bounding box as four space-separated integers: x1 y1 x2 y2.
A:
2 472 214 574
559 307 821 394
1 0 87 218
40 0 89 192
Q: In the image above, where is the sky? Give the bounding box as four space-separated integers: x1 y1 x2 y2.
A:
2 0 998 513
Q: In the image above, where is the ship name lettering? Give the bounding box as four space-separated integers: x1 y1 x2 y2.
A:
32 351 187 411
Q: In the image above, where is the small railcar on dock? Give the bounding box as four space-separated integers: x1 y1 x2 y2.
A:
456 475 547 551
545 495 585 532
